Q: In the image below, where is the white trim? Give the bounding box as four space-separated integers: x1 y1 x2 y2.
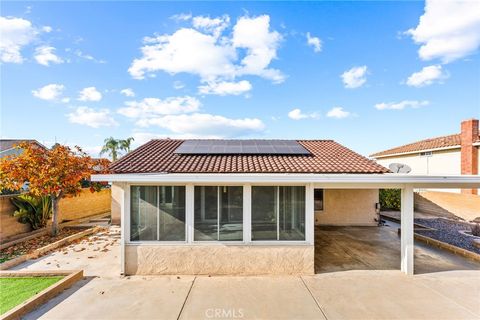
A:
305 183 314 245
124 241 312 247
92 173 480 188
401 185 414 275
473 142 480 147
243 184 251 243
371 145 461 159
186 184 194 243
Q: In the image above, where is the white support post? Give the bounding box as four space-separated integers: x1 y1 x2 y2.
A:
305 183 315 245
119 182 129 275
186 184 194 243
401 185 414 275
243 184 252 243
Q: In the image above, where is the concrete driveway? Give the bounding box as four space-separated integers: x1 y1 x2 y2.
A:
11 226 480 320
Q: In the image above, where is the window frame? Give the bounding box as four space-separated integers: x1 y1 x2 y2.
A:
314 188 325 212
251 185 307 242
128 184 188 245
193 185 244 242
125 183 312 246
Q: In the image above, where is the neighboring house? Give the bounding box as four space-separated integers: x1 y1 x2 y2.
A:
0 139 47 158
92 139 479 276
370 119 479 195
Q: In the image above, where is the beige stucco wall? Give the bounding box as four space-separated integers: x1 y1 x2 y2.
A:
110 183 122 225
315 189 378 226
125 245 314 275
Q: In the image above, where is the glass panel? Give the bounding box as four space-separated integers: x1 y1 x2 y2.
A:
130 186 158 241
194 186 218 241
279 186 305 240
251 186 277 240
314 189 324 211
158 186 186 241
219 186 243 241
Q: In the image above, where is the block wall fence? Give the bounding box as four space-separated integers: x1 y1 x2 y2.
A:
0 188 111 240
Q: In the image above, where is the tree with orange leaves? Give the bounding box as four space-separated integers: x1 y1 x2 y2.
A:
0 142 110 235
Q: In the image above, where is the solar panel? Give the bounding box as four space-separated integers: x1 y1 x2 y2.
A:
174 140 311 155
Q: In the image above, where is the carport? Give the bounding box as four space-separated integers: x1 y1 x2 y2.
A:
310 174 480 274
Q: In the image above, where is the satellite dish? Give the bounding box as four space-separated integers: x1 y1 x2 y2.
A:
389 163 412 173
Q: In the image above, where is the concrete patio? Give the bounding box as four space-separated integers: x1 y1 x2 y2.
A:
10 226 480 320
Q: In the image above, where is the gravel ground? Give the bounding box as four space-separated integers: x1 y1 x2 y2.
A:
415 218 480 254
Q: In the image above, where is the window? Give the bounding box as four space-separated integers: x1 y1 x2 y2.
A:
194 186 243 241
130 186 186 241
251 186 305 241
314 189 324 211
420 151 432 157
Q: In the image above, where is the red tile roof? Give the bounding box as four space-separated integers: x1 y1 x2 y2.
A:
110 139 389 174
370 133 480 158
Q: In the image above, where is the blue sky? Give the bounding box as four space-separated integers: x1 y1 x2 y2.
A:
1 1 479 157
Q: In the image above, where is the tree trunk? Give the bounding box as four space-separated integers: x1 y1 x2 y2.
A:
51 195 59 236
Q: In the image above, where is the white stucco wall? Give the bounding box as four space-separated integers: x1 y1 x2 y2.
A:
376 148 462 193
315 189 379 226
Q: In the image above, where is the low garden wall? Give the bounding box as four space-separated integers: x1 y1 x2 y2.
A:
0 188 111 240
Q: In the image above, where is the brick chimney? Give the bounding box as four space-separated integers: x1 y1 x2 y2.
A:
460 119 479 195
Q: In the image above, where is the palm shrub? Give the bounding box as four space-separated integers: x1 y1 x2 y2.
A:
10 195 52 230
379 189 401 211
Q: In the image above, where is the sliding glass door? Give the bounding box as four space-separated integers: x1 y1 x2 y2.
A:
130 186 186 241
194 186 243 241
251 186 305 241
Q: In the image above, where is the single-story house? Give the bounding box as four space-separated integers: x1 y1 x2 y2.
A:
92 139 480 276
370 119 479 195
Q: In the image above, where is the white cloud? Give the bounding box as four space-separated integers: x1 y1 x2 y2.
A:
42 26 52 33
32 83 65 101
198 80 252 96
74 50 106 63
306 32 322 53
287 108 320 120
67 106 118 128
128 14 284 84
131 132 220 145
173 81 185 89
78 87 102 101
0 16 37 63
406 65 449 87
341 66 368 89
375 100 429 110
192 15 230 38
326 107 352 119
170 13 192 22
118 96 200 118
135 113 265 138
34 46 63 66
232 15 284 83
406 0 480 63
120 88 135 97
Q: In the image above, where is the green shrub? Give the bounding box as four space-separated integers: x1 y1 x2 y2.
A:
10 195 52 230
379 189 401 211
